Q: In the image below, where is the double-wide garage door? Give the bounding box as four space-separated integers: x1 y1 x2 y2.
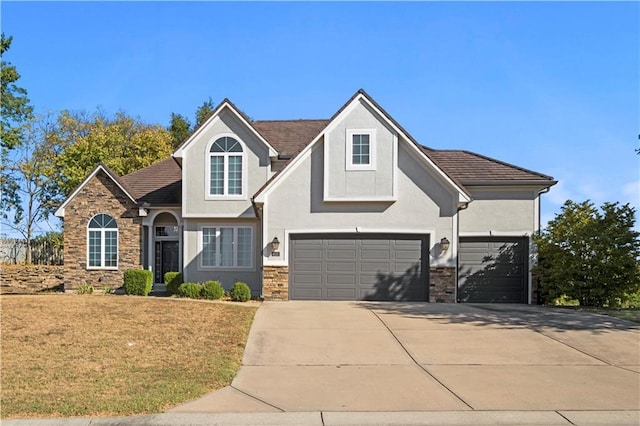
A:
458 237 528 303
290 234 429 301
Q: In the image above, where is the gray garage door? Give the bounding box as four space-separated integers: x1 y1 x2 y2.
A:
458 237 528 303
290 234 429 301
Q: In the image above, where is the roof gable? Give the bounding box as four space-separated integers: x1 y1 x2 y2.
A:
173 99 278 159
54 164 137 217
254 89 472 204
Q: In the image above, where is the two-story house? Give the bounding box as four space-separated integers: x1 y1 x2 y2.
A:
55 90 556 303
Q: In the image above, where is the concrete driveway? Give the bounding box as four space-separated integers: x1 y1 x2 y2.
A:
171 302 640 416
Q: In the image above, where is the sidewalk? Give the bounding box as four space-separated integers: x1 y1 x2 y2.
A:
4 410 640 425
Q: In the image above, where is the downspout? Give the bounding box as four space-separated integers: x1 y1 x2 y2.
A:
536 187 551 234
532 186 551 304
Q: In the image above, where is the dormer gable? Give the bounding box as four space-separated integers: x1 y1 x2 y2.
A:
172 98 278 161
254 89 471 206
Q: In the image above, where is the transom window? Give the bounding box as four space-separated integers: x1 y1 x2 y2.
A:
346 129 376 170
87 213 118 269
201 226 253 268
208 136 244 196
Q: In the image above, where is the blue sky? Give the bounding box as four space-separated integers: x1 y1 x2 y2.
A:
2 1 639 229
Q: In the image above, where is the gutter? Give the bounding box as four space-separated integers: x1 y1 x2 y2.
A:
461 179 559 187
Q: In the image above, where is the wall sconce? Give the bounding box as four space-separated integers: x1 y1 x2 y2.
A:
271 237 280 251
440 237 450 252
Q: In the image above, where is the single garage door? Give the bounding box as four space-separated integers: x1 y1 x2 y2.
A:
458 237 528 303
290 234 429 301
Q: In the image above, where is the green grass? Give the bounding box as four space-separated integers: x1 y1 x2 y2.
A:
1 295 258 418
579 307 640 323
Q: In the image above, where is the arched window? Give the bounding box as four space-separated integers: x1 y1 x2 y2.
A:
87 213 118 268
208 136 244 196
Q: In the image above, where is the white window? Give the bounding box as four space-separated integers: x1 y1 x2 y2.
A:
87 213 118 269
207 136 245 197
201 226 253 268
346 129 376 170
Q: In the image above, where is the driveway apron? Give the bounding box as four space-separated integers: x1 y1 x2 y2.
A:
170 302 640 413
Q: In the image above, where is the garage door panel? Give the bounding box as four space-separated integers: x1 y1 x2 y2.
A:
293 274 323 284
326 240 357 247
393 261 420 274
295 248 323 259
294 261 323 272
326 249 357 260
326 288 357 300
292 288 323 299
360 261 391 274
326 262 357 273
458 237 528 304
361 249 391 260
326 274 357 285
290 234 428 301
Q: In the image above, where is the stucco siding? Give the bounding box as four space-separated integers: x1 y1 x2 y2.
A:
325 100 395 200
183 108 269 217
264 140 457 268
182 218 262 295
458 188 538 234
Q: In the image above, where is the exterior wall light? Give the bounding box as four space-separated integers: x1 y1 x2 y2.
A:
440 237 450 252
271 237 280 251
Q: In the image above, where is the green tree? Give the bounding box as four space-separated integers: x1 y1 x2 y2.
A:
195 97 215 128
167 97 217 147
534 200 640 307
168 112 191 148
1 34 34 228
1 33 33 150
1 114 59 263
50 110 174 198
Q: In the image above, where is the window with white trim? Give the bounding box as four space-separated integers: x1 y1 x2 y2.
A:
201 226 253 268
87 213 118 269
346 129 376 170
208 136 244 196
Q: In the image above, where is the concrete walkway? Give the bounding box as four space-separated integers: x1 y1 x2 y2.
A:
5 302 639 425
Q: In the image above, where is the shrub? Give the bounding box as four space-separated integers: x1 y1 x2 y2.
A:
229 281 251 302
178 283 202 299
75 283 94 295
202 281 225 300
533 200 640 307
123 269 153 296
164 272 183 295
624 289 640 309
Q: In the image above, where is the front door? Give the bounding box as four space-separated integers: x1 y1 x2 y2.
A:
154 241 179 283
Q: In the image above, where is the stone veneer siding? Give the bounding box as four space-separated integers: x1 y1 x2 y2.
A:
262 265 288 300
0 264 65 294
429 267 456 303
63 171 143 290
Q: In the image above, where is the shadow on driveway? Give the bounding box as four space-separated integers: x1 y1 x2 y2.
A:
357 302 640 334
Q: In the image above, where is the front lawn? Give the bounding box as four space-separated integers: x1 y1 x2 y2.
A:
580 307 640 323
0 295 258 418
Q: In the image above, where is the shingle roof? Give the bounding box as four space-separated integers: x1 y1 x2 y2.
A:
119 93 555 206
423 148 555 185
121 158 182 205
252 119 329 158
